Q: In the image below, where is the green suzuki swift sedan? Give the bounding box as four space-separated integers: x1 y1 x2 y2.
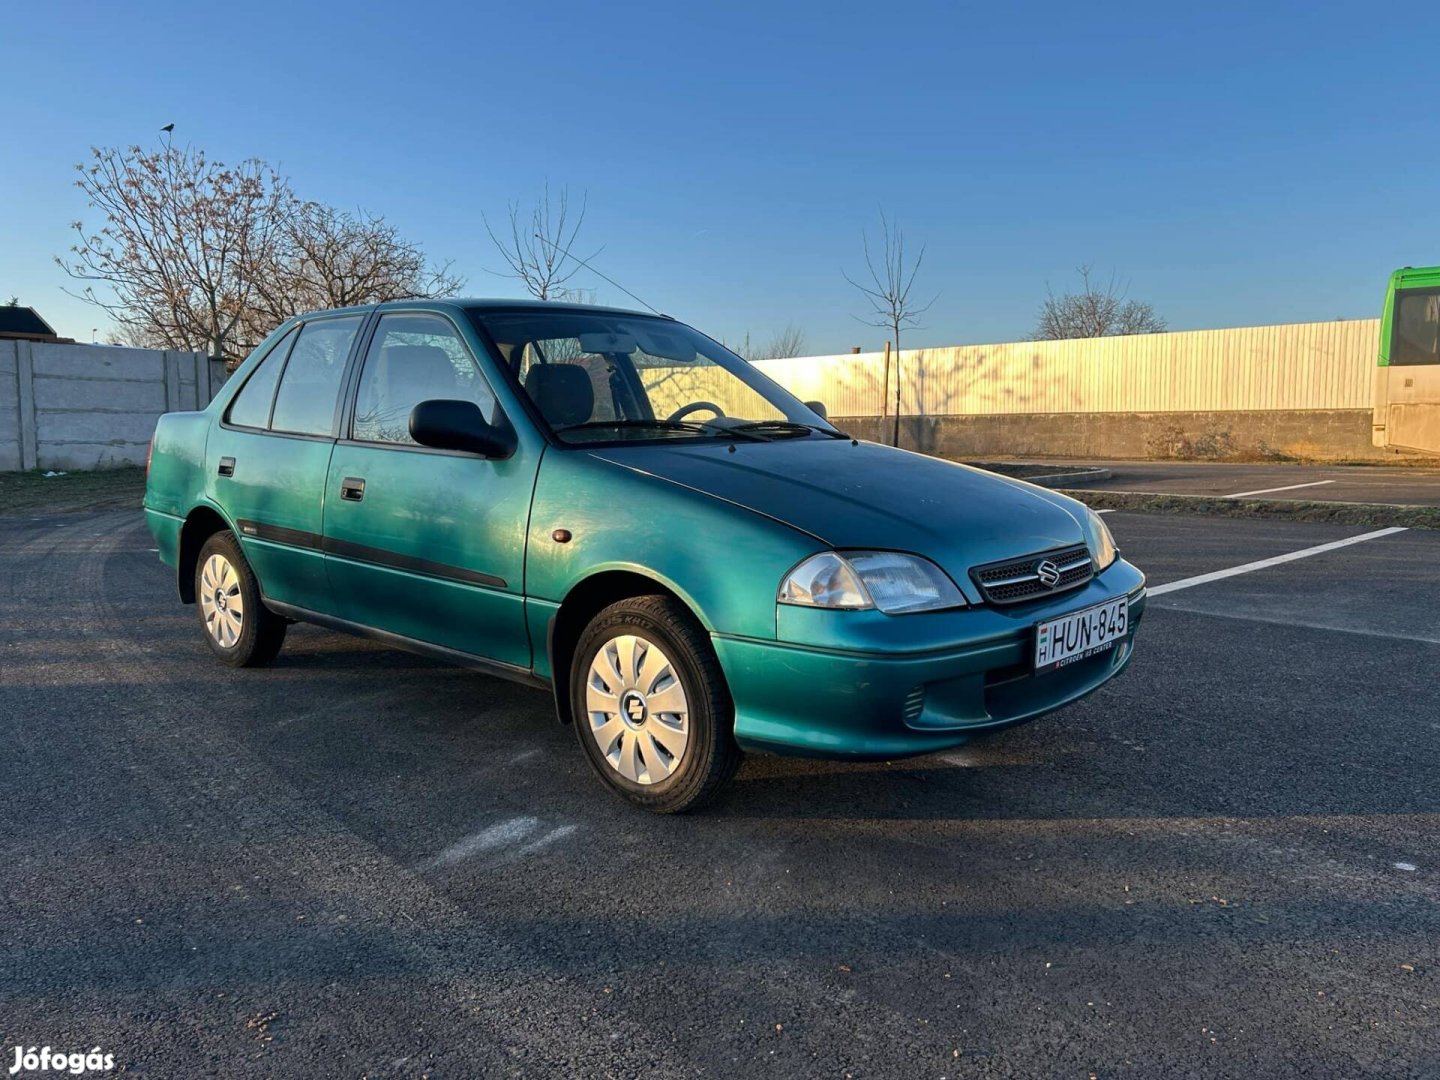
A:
144 300 1145 812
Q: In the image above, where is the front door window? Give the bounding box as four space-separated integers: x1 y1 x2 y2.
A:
351 313 498 443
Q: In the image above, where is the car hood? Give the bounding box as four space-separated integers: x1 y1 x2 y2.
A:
590 438 1089 579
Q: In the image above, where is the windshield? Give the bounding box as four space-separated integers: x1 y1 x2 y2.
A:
469 309 836 445
1392 287 1440 366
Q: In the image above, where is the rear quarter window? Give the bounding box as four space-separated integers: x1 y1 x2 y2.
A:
225 327 297 429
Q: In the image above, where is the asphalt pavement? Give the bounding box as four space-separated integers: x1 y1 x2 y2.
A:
1 509 1437 1078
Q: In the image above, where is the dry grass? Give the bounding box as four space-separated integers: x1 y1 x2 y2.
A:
0 468 147 516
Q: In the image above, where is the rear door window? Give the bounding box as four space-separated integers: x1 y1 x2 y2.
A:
226 327 297 429
270 316 364 436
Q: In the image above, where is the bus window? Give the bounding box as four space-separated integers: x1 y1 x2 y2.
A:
1392 287 1440 366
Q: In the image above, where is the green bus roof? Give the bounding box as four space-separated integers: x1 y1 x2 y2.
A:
1389 266 1440 289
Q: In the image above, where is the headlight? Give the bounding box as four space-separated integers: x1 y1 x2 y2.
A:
1084 508 1118 571
779 551 967 614
777 552 870 609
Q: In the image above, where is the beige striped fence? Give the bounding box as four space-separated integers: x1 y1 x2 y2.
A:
750 319 1379 418
647 319 1387 459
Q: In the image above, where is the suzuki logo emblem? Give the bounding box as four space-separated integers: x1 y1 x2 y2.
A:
1035 559 1062 588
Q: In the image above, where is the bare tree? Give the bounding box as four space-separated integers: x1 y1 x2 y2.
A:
1032 265 1167 340
727 324 808 362
761 324 807 360
60 138 463 360
59 140 292 359
484 182 597 300
722 331 757 361
240 201 463 347
844 211 936 446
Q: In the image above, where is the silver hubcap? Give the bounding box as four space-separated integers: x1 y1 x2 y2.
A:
199 553 245 648
585 634 689 785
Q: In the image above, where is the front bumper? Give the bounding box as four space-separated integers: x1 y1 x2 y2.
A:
713 559 1146 759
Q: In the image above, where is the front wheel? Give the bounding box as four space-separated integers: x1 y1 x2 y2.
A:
195 530 287 667
571 595 742 813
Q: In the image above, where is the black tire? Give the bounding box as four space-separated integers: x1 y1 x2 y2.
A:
570 594 742 813
194 530 287 668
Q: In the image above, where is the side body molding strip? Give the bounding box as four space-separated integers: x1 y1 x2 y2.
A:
236 518 507 590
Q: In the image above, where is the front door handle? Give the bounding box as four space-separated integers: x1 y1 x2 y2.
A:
340 476 366 502
217 456 235 477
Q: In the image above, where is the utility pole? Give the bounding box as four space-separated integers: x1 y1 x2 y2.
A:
892 341 901 448
879 340 891 445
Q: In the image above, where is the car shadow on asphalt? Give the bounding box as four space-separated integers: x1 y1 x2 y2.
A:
120 623 1438 829
707 744 1440 822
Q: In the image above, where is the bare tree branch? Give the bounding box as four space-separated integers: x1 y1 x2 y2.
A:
844 211 936 445
728 324 808 362
483 182 598 301
1032 265 1167 339
762 324 807 361
58 138 464 361
240 202 464 347
58 140 290 358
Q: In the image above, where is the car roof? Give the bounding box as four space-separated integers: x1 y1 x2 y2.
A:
293 297 669 321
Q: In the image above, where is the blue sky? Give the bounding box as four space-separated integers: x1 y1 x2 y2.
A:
2 1 1433 353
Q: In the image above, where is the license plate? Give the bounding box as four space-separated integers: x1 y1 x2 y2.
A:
1034 597 1128 673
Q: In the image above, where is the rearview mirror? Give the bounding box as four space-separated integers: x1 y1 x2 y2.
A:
804 400 829 420
633 326 697 362
577 331 638 354
409 399 516 459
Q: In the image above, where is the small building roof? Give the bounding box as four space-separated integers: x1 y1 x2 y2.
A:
0 305 62 341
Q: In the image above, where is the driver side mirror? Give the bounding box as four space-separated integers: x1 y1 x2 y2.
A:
805 400 829 420
409 399 516 459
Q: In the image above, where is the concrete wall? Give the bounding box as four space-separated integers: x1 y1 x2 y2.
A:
1 341 218 471
834 409 1385 462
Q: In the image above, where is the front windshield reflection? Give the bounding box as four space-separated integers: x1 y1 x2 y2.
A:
471 310 834 445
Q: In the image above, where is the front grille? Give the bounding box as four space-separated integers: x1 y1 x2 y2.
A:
971 544 1093 605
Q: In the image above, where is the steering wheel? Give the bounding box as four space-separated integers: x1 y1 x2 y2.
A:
666 400 726 423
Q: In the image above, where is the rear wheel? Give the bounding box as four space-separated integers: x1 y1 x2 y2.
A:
571 595 741 813
195 530 286 667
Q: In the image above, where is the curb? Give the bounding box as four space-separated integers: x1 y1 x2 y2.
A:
1023 466 1112 488
969 464 1113 488
1060 488 1440 531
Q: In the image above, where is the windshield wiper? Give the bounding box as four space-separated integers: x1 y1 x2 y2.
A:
553 419 768 441
732 420 849 440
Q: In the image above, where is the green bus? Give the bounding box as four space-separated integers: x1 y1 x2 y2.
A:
1374 266 1440 454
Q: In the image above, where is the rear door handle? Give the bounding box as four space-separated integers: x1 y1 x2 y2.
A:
340 477 366 502
217 456 235 477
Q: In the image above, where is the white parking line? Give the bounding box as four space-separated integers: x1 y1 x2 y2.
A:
1224 479 1334 499
1148 527 1408 597
1150 605 1440 644
1095 509 1116 514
